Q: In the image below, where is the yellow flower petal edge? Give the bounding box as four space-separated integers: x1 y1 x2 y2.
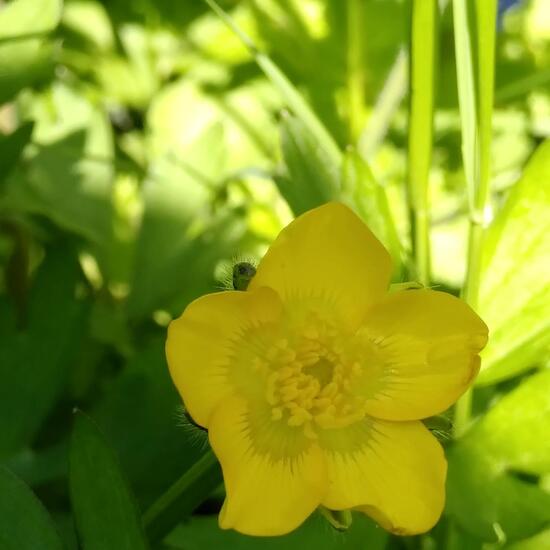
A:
249 202 392 329
318 418 446 535
166 287 282 427
166 202 489 536
354 289 489 421
209 395 327 536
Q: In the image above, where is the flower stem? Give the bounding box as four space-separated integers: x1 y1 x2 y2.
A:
347 0 366 143
452 0 497 438
142 449 222 542
407 0 437 286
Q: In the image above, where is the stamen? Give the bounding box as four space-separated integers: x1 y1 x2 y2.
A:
259 315 371 439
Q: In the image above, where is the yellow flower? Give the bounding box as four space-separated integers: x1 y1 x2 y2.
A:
166 202 488 537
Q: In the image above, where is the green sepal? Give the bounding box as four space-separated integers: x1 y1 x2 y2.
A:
319 506 353 532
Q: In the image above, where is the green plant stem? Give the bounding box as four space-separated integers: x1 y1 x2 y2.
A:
347 0 366 143
452 0 477 209
142 449 222 542
358 47 408 160
453 0 497 438
410 207 431 286
407 0 437 286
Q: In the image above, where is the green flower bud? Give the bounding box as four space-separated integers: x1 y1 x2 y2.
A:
232 262 256 291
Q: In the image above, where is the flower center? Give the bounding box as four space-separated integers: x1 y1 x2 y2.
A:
304 356 334 386
261 316 367 439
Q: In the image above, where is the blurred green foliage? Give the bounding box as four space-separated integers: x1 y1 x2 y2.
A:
0 0 549 549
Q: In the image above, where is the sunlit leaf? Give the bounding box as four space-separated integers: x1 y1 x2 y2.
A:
0 0 62 104
447 370 550 541
477 140 550 385
277 112 340 214
0 0 61 38
127 122 244 319
505 528 550 550
204 0 342 167
2 87 115 249
342 148 401 271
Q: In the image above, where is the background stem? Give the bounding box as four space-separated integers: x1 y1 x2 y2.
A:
407 0 437 286
453 0 497 437
347 0 366 143
142 449 222 543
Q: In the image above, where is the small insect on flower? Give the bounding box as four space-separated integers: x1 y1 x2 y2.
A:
166 202 488 537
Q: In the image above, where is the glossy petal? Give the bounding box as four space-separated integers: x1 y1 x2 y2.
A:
249 202 392 328
209 395 327 536
166 287 282 427
355 290 488 421
319 417 446 535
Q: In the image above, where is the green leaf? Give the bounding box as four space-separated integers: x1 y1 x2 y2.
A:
445 524 485 550
165 511 388 550
0 0 61 38
0 122 34 186
69 412 149 550
2 94 115 249
0 247 87 458
277 112 340 214
447 370 550 542
87 339 221 542
470 369 550 474
0 466 64 550
0 0 62 104
476 140 550 385
143 450 223 543
0 39 55 104
341 149 401 271
90 339 209 508
128 122 244 319
204 0 342 168
505 528 550 550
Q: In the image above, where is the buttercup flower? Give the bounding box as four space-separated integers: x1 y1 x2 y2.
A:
166 202 488 537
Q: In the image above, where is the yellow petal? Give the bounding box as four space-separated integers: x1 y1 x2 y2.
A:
165 287 282 428
319 417 446 535
356 289 488 421
209 395 327 536
249 202 392 328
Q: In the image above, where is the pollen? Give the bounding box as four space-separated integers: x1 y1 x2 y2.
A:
262 315 368 438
